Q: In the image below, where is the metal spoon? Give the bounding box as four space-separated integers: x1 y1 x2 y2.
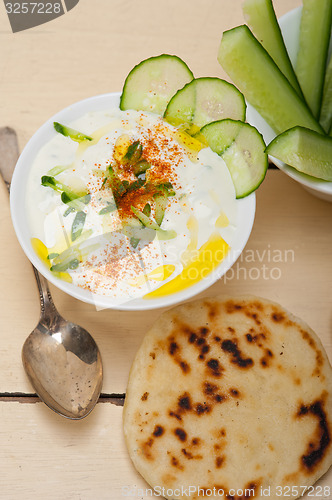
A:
0 127 103 420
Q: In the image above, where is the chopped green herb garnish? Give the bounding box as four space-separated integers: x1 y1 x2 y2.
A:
63 206 75 217
130 237 140 249
156 182 176 197
47 164 70 176
123 140 143 164
41 175 90 212
47 252 60 260
71 211 86 242
153 192 168 225
133 159 151 176
99 203 116 215
69 259 80 270
54 122 93 142
142 203 151 217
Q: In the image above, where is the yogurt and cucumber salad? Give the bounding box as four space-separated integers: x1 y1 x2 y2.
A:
27 54 268 302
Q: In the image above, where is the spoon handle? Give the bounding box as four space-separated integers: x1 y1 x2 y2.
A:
0 127 59 326
32 265 58 325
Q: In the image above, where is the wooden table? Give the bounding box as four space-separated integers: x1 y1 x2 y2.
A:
0 1 331 498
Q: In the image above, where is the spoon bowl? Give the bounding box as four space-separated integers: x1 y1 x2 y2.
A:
22 269 103 419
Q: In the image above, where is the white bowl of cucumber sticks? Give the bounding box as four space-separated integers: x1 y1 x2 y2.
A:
10 82 258 311
238 5 332 202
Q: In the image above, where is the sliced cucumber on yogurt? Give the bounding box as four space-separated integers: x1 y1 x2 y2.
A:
164 77 246 130
200 119 268 198
120 54 194 115
266 126 332 181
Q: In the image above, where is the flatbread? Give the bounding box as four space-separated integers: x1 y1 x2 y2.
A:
123 295 332 499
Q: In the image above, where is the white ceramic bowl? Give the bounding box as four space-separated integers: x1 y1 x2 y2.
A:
246 7 332 202
10 92 255 310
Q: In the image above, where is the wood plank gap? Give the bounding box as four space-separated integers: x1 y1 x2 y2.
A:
0 392 126 406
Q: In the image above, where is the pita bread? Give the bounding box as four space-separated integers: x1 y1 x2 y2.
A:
123 295 332 499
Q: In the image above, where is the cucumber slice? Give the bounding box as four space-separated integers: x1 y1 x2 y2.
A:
242 0 303 97
164 77 246 129
120 54 194 115
218 25 324 135
296 0 332 119
320 56 332 133
200 119 268 198
266 126 332 181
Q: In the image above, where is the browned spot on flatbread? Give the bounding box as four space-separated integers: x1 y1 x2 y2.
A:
271 309 285 323
180 361 190 373
141 392 149 401
298 328 324 379
225 300 243 313
221 339 254 368
206 358 224 377
174 322 213 361
260 349 273 368
215 455 225 468
169 341 178 355
182 324 213 360
296 394 331 472
169 411 182 421
246 331 267 344
195 402 211 415
167 335 191 374
140 437 154 460
246 312 261 326
161 473 177 485
189 332 197 343
174 428 187 442
178 393 192 410
205 300 221 320
203 382 226 404
170 455 184 470
168 392 192 421
153 425 164 437
200 480 260 500
203 381 219 395
230 388 241 398
182 448 203 460
169 390 213 420
225 300 267 328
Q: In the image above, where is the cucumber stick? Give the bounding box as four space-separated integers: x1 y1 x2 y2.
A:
242 0 303 97
266 126 332 181
200 119 268 198
164 77 246 129
296 0 332 119
120 54 193 115
320 56 332 133
218 25 324 135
